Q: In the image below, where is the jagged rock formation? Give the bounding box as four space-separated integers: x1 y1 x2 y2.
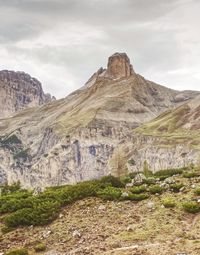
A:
105 52 135 79
0 70 54 118
0 53 199 188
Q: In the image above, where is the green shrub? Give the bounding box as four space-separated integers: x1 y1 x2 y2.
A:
120 176 132 185
128 172 138 179
170 183 184 193
183 172 200 178
154 168 184 178
126 193 149 201
130 185 147 194
143 178 156 185
162 197 176 208
182 201 200 213
34 243 46 252
6 248 28 255
4 201 60 227
97 187 122 200
194 187 200 195
157 175 171 181
149 185 164 194
0 190 32 207
100 175 124 188
0 196 37 213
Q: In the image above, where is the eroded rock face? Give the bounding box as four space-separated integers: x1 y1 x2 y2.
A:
0 70 53 118
84 52 135 87
0 53 199 189
105 52 134 79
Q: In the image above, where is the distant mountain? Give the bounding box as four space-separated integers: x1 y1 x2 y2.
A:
0 53 199 188
0 70 54 118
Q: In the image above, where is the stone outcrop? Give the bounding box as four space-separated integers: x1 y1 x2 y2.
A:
105 52 134 79
84 52 134 88
0 53 199 188
0 70 54 118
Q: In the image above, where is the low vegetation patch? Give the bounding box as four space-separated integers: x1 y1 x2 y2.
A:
154 168 184 178
170 183 184 193
97 187 122 200
126 193 149 201
34 243 46 252
149 185 164 194
100 175 124 188
183 172 200 178
182 201 200 213
194 187 200 195
130 185 147 194
6 248 28 255
162 197 176 208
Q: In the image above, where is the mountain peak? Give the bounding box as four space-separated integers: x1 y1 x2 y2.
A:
106 52 135 79
0 70 54 118
84 52 135 88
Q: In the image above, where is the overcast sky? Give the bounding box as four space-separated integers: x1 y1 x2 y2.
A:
0 0 200 98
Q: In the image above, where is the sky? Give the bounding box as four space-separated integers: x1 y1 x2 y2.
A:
0 0 200 98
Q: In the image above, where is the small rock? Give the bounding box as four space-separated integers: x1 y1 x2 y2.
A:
72 230 81 238
191 184 196 189
147 201 155 210
42 230 52 238
164 177 175 184
121 192 129 198
59 213 64 218
98 204 106 211
126 225 134 232
132 173 146 185
126 182 133 188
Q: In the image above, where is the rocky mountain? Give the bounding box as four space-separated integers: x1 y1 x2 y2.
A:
0 70 54 118
0 53 199 188
123 94 200 173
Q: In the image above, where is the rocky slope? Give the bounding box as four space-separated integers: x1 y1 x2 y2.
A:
0 70 54 118
122 95 200 174
0 53 199 188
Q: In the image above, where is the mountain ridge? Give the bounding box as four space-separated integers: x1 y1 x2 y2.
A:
0 52 199 188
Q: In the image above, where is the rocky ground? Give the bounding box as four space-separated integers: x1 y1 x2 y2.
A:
1 173 200 255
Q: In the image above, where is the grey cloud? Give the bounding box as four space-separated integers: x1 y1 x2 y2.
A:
0 0 199 98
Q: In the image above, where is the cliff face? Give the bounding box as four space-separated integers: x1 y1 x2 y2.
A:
0 53 199 189
0 70 53 118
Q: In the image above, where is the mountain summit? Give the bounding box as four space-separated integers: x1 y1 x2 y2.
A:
106 52 135 79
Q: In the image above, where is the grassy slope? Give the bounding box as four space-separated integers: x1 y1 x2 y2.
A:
1 171 200 255
135 102 200 150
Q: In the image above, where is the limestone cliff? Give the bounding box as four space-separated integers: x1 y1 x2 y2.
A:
0 53 199 188
0 70 54 118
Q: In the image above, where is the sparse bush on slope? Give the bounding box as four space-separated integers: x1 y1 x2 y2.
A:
182 201 200 213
